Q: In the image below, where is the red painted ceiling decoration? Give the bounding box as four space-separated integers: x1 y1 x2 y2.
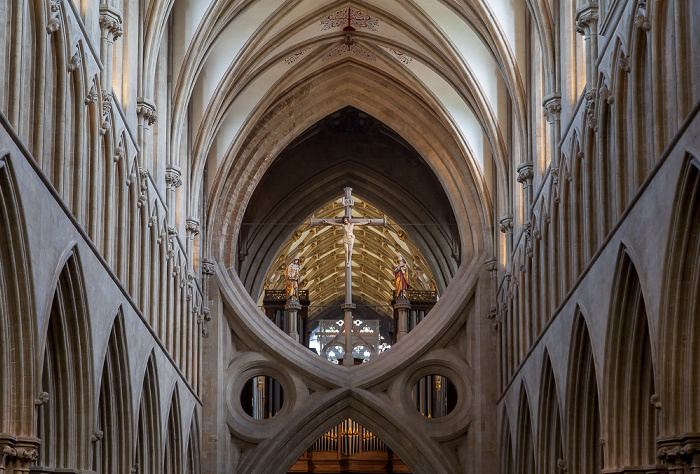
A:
320 7 378 32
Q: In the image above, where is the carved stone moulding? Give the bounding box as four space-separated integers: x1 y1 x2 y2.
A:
136 97 158 126
165 164 183 189
574 2 599 36
542 93 562 123
657 433 700 465
499 215 514 235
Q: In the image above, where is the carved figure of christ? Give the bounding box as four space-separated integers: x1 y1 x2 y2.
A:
309 187 386 359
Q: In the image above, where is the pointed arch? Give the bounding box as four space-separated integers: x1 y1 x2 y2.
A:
514 383 536 474
164 384 184 474
604 245 658 467
499 406 515 474
185 408 202 474
94 308 133 473
659 155 700 434
0 155 36 438
536 350 564 474
134 351 162 474
565 307 603 472
36 248 93 471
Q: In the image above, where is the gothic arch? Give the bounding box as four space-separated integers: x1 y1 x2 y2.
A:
565 306 603 473
659 155 700 434
603 244 658 468
164 384 184 473
236 391 462 474
500 405 515 474
95 308 133 473
208 61 491 271
514 382 536 474
36 247 94 471
185 409 202 474
0 154 36 439
536 350 564 474
134 351 162 473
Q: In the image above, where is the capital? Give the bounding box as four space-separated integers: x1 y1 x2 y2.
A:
517 162 534 187
202 259 215 276
99 5 123 40
136 98 158 126
575 3 599 36
165 164 183 189
499 215 514 235
484 258 498 274
185 217 200 236
542 93 562 123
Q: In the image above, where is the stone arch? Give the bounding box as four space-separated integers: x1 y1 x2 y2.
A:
536 349 564 474
659 155 700 435
0 154 36 441
514 382 536 474
36 247 93 471
208 61 491 271
185 409 201 474
164 383 184 473
134 351 162 473
94 308 132 472
499 405 515 474
604 244 658 468
565 306 603 472
237 392 462 474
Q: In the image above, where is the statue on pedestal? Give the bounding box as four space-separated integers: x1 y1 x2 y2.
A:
286 258 301 301
394 255 409 299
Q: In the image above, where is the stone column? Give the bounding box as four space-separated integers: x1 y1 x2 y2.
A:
394 296 411 341
341 302 355 359
575 3 599 91
543 92 562 166
185 217 200 267
99 5 123 91
285 299 301 343
500 215 514 263
165 164 182 228
517 161 534 219
136 98 157 165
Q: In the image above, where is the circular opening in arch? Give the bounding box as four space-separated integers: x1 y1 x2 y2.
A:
412 374 458 418
240 375 285 420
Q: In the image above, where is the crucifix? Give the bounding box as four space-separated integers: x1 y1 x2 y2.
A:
310 187 386 361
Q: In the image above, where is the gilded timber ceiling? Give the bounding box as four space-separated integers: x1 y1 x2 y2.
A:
257 196 438 320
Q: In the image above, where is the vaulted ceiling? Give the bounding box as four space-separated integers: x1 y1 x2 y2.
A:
176 0 532 300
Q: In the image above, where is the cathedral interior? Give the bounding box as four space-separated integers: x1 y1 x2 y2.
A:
0 0 699 472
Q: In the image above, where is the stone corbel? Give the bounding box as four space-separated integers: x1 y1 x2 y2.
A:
517 162 534 188
618 55 631 73
185 218 200 237
85 83 98 105
136 98 158 126
67 49 82 73
484 258 498 275
46 1 61 35
499 215 513 235
634 0 651 31
202 259 215 276
542 93 562 124
165 164 183 190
